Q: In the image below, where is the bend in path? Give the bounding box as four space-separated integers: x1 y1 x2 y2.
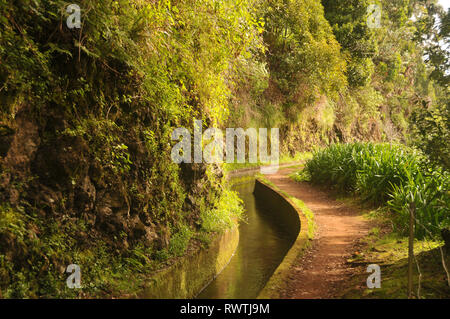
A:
265 167 370 299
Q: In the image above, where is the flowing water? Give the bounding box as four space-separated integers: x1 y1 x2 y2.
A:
197 179 297 299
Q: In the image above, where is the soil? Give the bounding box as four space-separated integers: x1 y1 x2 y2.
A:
265 166 371 299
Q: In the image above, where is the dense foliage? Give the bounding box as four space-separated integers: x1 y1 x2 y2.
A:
303 143 449 239
228 0 449 157
0 0 250 297
0 0 448 298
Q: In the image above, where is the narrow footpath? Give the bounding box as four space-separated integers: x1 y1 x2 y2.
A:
265 166 370 298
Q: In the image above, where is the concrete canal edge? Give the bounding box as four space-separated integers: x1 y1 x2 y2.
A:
227 162 304 179
140 225 239 299
254 178 314 299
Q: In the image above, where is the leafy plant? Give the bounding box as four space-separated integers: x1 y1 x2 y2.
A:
168 225 194 257
201 189 244 233
304 142 449 238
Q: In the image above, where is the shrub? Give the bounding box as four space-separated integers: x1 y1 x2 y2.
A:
410 101 450 170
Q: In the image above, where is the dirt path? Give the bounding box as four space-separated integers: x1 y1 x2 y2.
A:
265 166 370 299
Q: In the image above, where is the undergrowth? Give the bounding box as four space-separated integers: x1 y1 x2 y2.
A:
300 142 449 239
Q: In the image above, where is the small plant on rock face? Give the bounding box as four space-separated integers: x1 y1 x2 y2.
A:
110 143 132 174
168 225 194 257
200 189 244 233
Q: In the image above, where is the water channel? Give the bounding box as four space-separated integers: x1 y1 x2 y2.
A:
197 179 297 299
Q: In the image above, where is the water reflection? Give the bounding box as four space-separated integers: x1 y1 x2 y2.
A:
197 181 296 299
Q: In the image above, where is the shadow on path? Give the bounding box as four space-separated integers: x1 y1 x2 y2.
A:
265 167 370 299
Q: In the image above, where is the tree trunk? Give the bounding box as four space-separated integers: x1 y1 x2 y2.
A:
442 228 450 253
408 202 415 299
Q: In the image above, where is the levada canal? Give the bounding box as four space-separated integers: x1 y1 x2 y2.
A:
197 178 297 299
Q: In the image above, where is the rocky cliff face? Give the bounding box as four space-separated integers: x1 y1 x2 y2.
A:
0 102 224 297
0 108 222 250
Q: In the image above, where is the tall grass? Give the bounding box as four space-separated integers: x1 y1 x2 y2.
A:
388 169 449 238
304 143 449 239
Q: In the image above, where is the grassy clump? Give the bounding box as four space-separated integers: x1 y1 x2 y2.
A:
151 224 195 262
302 143 449 239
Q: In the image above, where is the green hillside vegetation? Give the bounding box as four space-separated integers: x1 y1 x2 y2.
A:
0 0 448 297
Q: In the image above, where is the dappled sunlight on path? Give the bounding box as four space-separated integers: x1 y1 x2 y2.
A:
265 167 370 299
